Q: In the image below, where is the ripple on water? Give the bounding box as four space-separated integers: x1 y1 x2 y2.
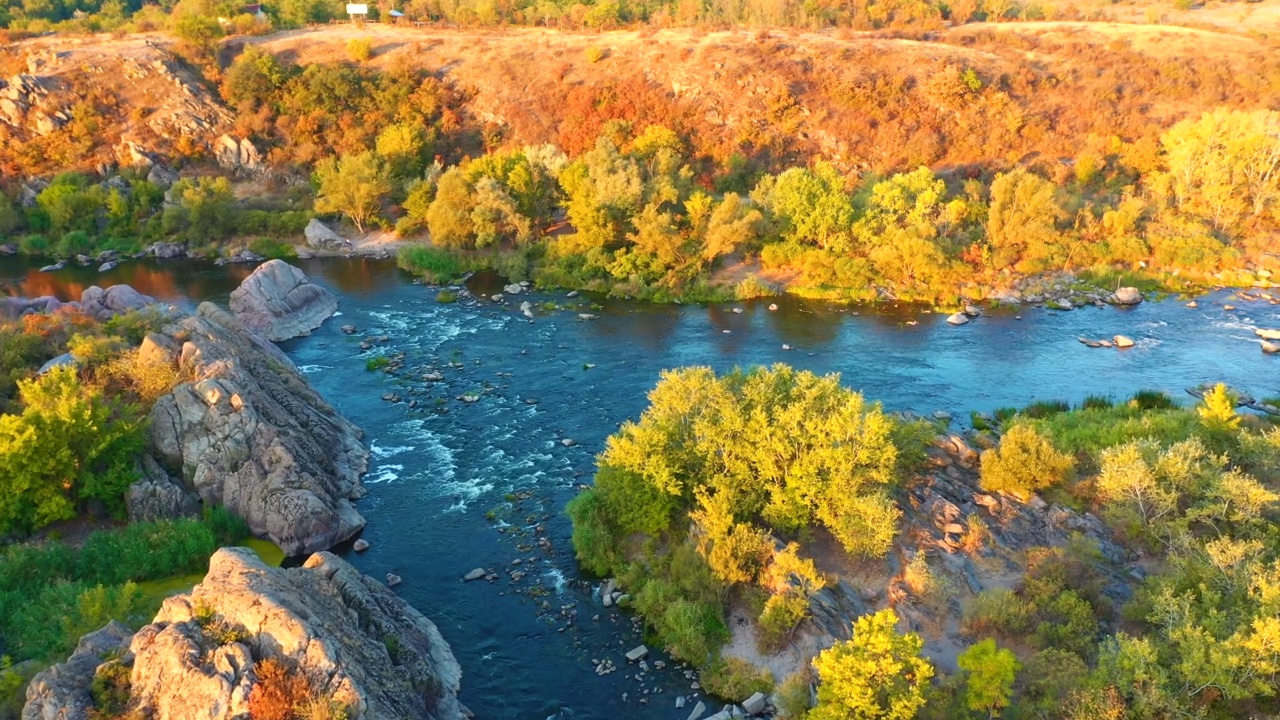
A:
297 364 331 374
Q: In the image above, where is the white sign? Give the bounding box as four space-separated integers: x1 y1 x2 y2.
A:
346 3 368 13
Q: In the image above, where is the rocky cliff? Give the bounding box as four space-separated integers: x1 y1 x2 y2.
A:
139 301 368 555
24 548 469 720
229 259 338 342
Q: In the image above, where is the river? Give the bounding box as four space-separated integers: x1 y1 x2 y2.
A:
2 255 1277 719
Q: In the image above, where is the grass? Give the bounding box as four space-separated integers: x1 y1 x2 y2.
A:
1024 404 1200 459
436 290 458 303
397 245 483 284
365 356 390 371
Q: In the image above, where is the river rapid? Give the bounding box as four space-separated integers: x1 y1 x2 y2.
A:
2 255 1277 719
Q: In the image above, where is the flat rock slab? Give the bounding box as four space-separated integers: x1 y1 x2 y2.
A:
625 645 649 662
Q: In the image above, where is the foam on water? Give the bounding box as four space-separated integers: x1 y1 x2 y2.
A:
297 364 331 374
367 464 403 484
543 568 568 594
370 442 415 459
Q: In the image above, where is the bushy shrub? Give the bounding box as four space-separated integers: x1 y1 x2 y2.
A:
248 237 299 259
90 657 132 716
346 38 372 62
248 657 311 720
702 657 773 701
979 424 1074 499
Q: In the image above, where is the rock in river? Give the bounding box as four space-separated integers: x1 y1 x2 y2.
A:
23 548 468 720
1263 340 1279 354
229 259 339 342
1114 335 1136 348
1113 287 1144 305
946 312 969 326
147 302 369 556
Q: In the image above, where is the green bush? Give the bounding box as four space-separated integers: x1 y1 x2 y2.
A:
1022 399 1071 419
435 290 458 304
1080 394 1114 410
1129 390 1176 410
365 356 390 371
396 245 477 283
962 587 1032 639
979 424 1074 498
248 237 299 259
90 657 132 715
702 657 774 701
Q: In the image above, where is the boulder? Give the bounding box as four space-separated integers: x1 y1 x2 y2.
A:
229 259 338 342
24 549 468 720
503 283 523 295
1263 340 1279 354
742 692 767 715
463 568 486 581
353 538 370 552
946 312 969 326
687 701 707 720
148 241 187 258
305 218 350 251
1114 335 1136 348
1256 328 1280 341
149 303 368 555
79 284 157 320
1113 287 1143 305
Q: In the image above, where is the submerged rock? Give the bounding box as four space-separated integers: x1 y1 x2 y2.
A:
229 259 338 342
148 303 369 555
24 548 467 720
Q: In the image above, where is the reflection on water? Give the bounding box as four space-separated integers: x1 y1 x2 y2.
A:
0 256 255 306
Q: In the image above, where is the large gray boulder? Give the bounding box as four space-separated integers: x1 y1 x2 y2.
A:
25 549 468 720
80 284 156 320
1113 287 1143 305
147 302 368 555
304 218 350 251
229 259 338 342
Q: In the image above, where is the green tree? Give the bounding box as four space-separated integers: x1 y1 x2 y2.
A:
375 121 429 180
810 609 934 720
222 47 287 109
314 152 391 233
985 168 1064 272
957 639 1019 718
0 367 144 535
1160 108 1280 235
761 162 855 252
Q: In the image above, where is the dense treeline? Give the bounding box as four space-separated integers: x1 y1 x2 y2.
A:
568 368 1280 719
391 107 1280 302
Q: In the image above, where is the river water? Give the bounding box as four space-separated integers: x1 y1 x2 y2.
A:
2 256 1277 719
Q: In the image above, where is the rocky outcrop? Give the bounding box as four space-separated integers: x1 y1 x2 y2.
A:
25 548 468 720
145 302 368 555
23 621 134 720
229 259 338 342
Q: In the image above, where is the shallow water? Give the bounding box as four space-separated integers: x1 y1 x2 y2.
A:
3 255 1278 718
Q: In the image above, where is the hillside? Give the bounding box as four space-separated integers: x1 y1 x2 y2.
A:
2 18 1278 179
